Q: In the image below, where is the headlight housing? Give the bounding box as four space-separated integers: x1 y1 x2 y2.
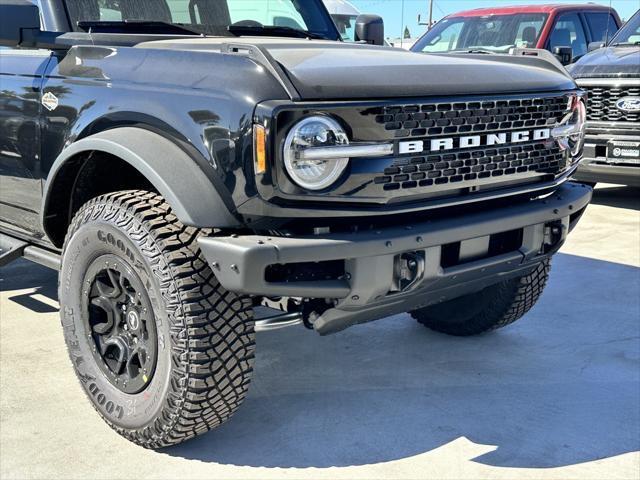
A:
552 95 586 157
283 115 349 191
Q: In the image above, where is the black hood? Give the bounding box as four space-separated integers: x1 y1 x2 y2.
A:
141 38 577 100
569 46 640 79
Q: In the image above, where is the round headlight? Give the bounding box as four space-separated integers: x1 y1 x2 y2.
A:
569 98 587 157
553 96 586 157
283 116 349 191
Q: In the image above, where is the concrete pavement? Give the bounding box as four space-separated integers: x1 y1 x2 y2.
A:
1 184 639 479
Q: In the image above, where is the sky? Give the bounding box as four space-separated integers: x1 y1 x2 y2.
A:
350 0 640 39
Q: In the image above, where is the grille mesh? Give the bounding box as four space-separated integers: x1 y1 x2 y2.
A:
375 142 565 191
375 96 570 138
583 85 640 123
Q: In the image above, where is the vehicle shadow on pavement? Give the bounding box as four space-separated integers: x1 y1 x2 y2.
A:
590 185 640 211
168 252 640 469
1 257 58 313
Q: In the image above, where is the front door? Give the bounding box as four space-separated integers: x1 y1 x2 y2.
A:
0 48 52 236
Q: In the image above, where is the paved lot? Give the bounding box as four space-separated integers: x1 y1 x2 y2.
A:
1 185 639 480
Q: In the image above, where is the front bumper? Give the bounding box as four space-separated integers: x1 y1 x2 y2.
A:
574 124 640 187
199 182 592 334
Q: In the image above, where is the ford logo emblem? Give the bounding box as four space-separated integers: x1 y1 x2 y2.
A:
616 97 640 113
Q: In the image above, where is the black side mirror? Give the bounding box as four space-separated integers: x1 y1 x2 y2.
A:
0 0 40 47
355 14 384 46
553 46 573 65
588 41 605 52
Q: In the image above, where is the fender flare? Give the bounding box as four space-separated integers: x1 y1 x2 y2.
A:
42 127 240 236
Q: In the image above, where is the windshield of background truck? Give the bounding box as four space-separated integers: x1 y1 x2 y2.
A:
63 0 337 37
413 13 548 53
611 10 640 44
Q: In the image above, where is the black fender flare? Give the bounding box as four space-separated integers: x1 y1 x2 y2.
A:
42 127 240 238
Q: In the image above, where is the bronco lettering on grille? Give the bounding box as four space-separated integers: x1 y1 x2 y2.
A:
399 128 551 155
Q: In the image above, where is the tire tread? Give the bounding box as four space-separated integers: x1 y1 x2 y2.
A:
61 190 255 448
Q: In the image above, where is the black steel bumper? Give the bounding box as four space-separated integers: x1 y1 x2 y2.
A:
199 182 592 334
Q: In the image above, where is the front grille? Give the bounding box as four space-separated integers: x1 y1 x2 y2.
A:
273 92 578 205
375 142 565 191
375 96 569 139
583 85 640 123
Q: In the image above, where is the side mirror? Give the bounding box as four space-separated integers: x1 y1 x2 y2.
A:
355 14 384 46
0 0 40 48
588 41 605 52
553 46 573 65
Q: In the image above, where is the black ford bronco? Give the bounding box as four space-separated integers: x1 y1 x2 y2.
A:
0 0 591 448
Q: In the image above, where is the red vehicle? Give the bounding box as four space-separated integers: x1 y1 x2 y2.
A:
411 4 622 64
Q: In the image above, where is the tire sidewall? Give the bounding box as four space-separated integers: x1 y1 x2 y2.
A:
60 217 173 430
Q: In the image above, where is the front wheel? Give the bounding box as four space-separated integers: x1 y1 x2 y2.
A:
59 190 255 448
411 260 551 336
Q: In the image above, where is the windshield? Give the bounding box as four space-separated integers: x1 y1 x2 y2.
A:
64 0 339 39
412 13 548 53
610 10 640 44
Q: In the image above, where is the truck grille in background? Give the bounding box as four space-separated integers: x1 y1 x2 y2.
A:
375 142 564 191
375 96 569 138
583 85 640 123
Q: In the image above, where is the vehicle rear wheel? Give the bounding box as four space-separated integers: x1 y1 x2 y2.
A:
411 260 551 336
59 190 255 448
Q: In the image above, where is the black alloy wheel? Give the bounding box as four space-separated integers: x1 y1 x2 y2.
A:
82 254 157 394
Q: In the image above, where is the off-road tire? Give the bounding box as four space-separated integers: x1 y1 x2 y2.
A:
59 190 255 448
411 260 551 336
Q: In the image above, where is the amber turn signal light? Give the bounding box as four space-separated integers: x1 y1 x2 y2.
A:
254 124 267 175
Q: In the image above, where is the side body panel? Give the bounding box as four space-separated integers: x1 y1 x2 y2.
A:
39 44 289 231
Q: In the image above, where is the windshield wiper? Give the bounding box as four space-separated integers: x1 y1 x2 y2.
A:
77 20 203 36
227 25 325 40
453 49 501 55
610 41 640 47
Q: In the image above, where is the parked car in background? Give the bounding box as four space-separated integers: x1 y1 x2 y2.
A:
570 9 640 187
411 4 621 65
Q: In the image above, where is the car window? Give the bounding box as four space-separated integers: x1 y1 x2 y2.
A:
413 13 547 53
513 16 546 47
549 13 588 60
610 10 640 44
585 12 619 43
63 0 335 37
331 13 358 41
418 18 464 52
90 0 305 27
227 0 305 29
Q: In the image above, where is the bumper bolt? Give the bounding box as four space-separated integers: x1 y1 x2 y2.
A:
416 236 423 243
386 241 393 248
231 264 239 273
351 295 360 301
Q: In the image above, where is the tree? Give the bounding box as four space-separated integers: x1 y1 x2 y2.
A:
404 26 411 39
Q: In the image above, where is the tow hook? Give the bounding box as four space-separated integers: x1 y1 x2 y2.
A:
391 251 426 293
543 220 568 254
